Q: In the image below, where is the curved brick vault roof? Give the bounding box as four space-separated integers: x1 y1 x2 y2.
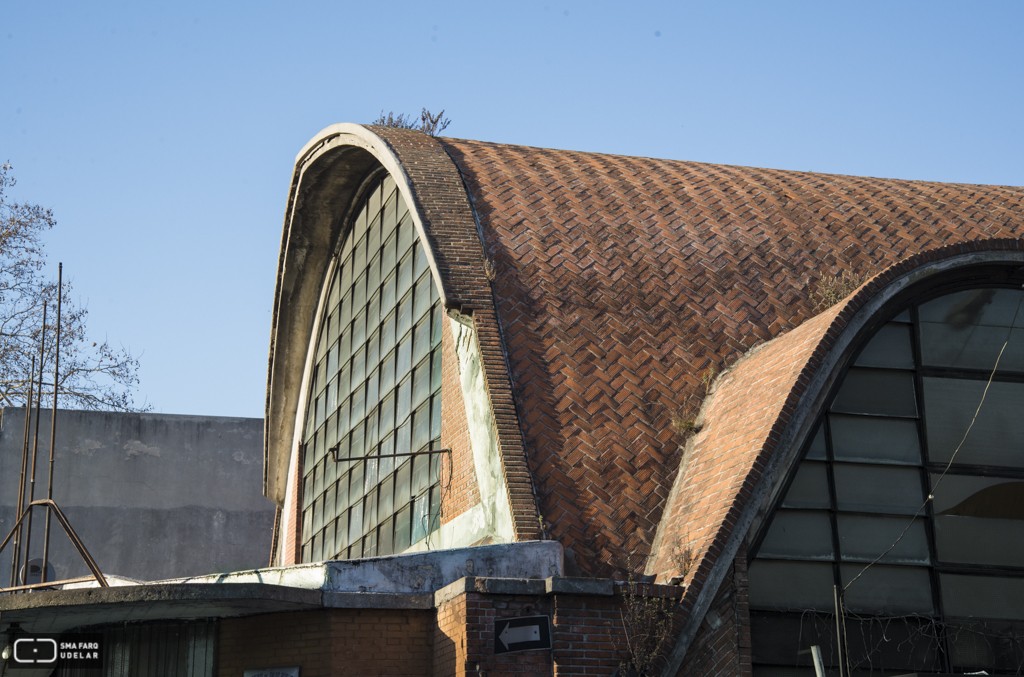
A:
271 124 1024 581
435 137 1024 578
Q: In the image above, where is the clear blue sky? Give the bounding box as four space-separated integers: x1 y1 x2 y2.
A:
2 2 1022 418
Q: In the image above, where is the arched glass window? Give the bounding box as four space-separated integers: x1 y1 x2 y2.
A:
299 173 444 563
749 286 1024 676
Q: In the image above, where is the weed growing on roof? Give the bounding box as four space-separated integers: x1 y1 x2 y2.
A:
483 258 497 281
669 542 697 585
670 367 717 440
810 270 867 313
371 108 451 136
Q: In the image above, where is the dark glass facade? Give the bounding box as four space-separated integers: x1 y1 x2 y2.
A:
299 173 443 563
751 288 1024 675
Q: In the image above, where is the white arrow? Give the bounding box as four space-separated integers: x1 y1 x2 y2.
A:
498 623 540 649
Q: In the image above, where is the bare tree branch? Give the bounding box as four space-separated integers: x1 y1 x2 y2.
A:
0 163 147 411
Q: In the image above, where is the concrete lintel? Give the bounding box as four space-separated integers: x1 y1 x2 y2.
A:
323 591 434 610
545 576 615 596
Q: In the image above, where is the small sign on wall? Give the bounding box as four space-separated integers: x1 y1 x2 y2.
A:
243 669 300 677
494 615 552 654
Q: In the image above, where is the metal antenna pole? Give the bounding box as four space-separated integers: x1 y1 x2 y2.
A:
22 304 46 585
10 358 34 588
42 264 62 584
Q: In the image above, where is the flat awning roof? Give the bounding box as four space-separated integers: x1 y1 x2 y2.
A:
0 583 322 633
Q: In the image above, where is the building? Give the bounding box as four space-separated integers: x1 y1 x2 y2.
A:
0 409 274 585
2 124 1024 676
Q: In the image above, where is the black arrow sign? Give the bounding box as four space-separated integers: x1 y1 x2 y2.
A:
493 615 552 655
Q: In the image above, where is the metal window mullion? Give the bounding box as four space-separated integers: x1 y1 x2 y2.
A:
911 302 953 673
822 413 849 671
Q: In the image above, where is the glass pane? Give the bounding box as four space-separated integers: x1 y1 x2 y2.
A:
379 473 394 517
396 420 411 456
396 376 412 424
350 500 364 542
924 377 1024 469
431 350 442 394
378 517 394 557
397 334 412 380
413 317 430 364
430 395 442 440
364 488 378 533
948 618 1024 673
830 368 917 418
337 509 349 550
381 271 397 316
323 519 336 560
750 613 842 672
395 459 412 504
780 462 831 509
748 561 835 611
432 305 442 349
805 424 826 461
412 492 430 544
397 292 413 342
833 463 924 514
367 240 381 286
840 565 933 615
350 462 364 504
829 414 922 465
837 514 930 564
413 404 430 453
854 323 914 369
398 253 413 297
920 288 1024 371
382 235 397 277
337 472 350 511
941 573 1024 620
412 453 430 496
412 358 430 410
324 483 336 529
395 505 411 552
430 485 441 533
932 473 1024 566
757 510 833 561
414 272 431 321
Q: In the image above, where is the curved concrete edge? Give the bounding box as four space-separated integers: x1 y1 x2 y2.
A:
267 124 459 509
659 246 1024 677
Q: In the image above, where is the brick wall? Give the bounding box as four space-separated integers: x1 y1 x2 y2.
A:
676 557 752 677
219 608 434 677
551 592 626 675
439 313 482 526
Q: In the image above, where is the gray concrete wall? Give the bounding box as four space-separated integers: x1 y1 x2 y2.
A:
0 408 276 585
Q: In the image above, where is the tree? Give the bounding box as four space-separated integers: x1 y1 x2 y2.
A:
0 163 145 411
371 108 451 136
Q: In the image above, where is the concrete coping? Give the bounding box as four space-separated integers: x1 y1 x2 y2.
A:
434 576 617 607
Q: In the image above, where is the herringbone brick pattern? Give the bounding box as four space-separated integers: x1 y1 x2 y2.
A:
441 137 1024 577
